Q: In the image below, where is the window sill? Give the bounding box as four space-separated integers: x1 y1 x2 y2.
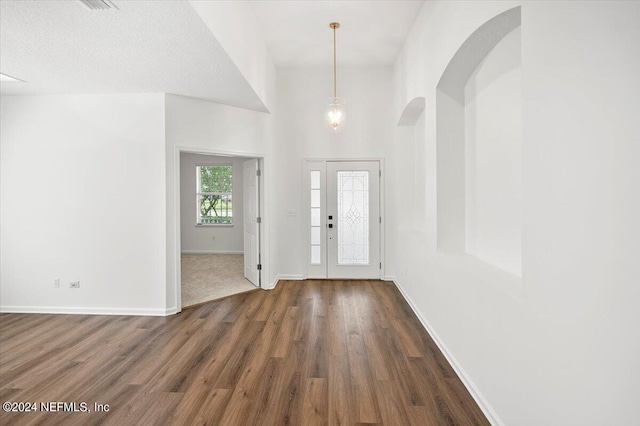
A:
196 224 234 228
436 250 523 301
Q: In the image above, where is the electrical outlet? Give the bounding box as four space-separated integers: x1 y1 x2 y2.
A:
70 281 80 288
286 209 297 217
54 278 60 288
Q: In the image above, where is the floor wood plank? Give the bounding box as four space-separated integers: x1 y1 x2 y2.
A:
0 280 489 425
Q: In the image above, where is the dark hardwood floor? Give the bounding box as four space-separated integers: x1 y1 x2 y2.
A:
0 280 489 425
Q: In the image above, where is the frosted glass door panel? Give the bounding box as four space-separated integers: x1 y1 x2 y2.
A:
337 171 369 264
308 169 324 267
327 161 380 279
311 189 321 208
311 246 321 264
311 208 321 226
311 227 321 245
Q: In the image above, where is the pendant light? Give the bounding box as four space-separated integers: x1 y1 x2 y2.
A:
325 22 345 133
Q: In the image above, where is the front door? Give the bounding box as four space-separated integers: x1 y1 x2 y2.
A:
307 160 381 279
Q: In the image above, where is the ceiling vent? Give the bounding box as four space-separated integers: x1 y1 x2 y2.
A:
78 0 118 10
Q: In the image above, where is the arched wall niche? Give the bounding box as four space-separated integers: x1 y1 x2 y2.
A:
437 7 521 102
436 6 522 276
395 97 426 231
398 96 425 126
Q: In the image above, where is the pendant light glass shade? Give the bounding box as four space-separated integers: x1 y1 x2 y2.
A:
326 22 345 133
325 98 346 133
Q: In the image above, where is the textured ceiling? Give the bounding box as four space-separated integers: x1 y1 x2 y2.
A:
0 0 266 111
249 0 425 67
0 0 425 107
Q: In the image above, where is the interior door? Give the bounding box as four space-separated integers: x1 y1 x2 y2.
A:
243 159 260 287
326 161 380 278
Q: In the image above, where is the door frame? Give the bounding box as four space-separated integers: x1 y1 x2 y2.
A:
173 147 266 312
303 158 385 280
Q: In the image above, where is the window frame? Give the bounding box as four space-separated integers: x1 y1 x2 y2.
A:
195 163 234 227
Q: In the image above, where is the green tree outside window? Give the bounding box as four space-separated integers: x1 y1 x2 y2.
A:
197 165 233 224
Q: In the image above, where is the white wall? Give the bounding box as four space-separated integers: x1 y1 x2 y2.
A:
274 67 395 278
180 153 245 253
0 94 167 315
465 27 522 276
189 0 276 113
165 93 274 311
1 92 275 315
392 1 640 425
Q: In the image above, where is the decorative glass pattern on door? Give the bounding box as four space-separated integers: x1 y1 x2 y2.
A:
337 171 369 264
310 170 321 264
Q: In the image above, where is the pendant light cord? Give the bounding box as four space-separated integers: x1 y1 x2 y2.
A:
333 25 337 99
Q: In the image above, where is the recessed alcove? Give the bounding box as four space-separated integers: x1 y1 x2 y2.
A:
398 97 425 127
436 6 522 277
397 97 426 232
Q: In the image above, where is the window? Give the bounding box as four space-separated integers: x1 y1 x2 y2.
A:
196 165 233 225
310 170 321 264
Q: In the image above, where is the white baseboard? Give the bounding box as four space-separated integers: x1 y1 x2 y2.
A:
165 306 179 316
267 274 304 289
181 250 244 255
0 305 172 317
391 278 503 426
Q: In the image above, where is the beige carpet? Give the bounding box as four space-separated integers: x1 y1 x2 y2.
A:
181 254 257 307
